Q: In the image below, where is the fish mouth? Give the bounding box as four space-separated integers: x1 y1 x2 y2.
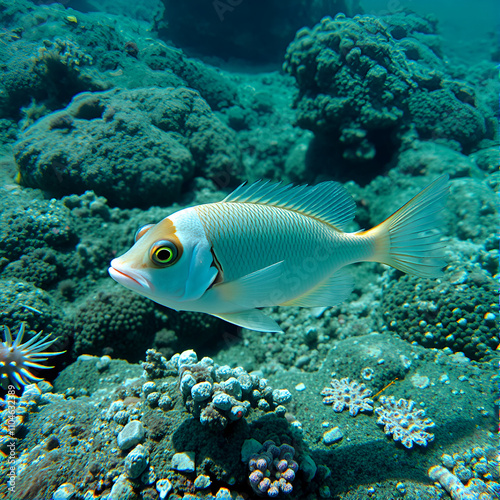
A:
108 261 152 292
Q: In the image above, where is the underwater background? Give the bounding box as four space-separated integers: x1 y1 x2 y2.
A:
0 0 498 499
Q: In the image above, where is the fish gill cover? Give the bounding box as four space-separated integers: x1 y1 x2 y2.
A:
0 0 498 499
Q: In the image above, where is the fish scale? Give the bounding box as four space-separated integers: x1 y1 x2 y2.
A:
195 201 365 291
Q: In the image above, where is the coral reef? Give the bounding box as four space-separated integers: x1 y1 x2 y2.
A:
320 377 374 416
0 1 498 499
248 440 298 496
142 348 176 380
1 33 100 118
0 197 77 264
0 330 497 499
143 349 294 431
0 279 66 347
14 87 242 207
446 178 498 243
0 192 82 292
283 12 492 174
375 395 435 449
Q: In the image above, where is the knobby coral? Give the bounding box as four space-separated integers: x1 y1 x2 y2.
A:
172 350 292 429
0 323 64 389
429 445 499 499
248 440 298 496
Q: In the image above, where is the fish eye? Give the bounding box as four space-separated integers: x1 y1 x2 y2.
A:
150 240 178 266
135 224 155 242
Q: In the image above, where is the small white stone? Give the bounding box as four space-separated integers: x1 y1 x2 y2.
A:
156 478 173 500
171 451 195 473
295 382 306 391
194 474 211 489
125 444 149 479
410 374 430 389
117 420 145 450
323 426 343 445
53 483 76 500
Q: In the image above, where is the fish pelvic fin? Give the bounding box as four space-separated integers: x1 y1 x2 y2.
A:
364 175 449 278
213 309 283 333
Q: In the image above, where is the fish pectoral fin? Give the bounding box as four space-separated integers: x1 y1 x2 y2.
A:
280 268 354 307
214 260 285 308
213 309 283 333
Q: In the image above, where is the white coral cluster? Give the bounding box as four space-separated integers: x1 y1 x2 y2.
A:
375 395 435 449
320 377 374 416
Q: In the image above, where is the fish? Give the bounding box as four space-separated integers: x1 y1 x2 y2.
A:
108 175 449 333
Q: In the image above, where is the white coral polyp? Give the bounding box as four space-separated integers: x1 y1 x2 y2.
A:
375 395 435 449
321 377 374 416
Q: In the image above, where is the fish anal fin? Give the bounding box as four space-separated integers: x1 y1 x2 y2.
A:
213 309 283 333
280 268 354 307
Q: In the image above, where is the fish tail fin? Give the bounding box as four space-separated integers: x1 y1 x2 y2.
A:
366 175 449 278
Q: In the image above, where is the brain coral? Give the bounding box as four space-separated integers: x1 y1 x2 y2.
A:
72 288 158 361
380 265 498 360
14 87 242 207
283 12 489 167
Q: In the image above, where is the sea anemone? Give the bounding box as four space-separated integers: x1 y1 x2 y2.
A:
0 323 65 389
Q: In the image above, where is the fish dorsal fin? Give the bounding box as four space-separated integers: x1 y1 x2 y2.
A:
222 180 356 231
